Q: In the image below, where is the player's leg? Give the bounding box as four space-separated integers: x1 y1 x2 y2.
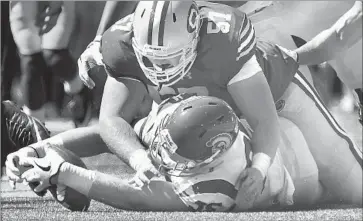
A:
278 71 362 205
9 1 47 119
57 162 189 211
277 117 323 207
40 1 92 127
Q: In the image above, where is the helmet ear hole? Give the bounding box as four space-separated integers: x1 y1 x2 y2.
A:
216 115 225 122
141 9 145 18
173 13 177 22
198 129 207 138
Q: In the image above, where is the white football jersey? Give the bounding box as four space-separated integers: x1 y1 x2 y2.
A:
170 131 251 212
134 96 295 211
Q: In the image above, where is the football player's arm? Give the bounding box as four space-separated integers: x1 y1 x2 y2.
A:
294 1 362 65
227 56 280 177
99 75 153 171
95 1 121 37
54 162 189 211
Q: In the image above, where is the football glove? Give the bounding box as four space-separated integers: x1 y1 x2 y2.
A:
5 147 39 189
20 148 65 193
77 35 104 89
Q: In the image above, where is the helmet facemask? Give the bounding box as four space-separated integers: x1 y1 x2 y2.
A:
132 32 199 87
149 112 235 177
131 1 202 87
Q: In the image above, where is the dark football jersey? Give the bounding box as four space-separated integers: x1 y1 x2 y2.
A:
101 2 298 115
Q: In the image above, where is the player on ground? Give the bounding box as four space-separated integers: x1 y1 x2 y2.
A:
78 0 283 206
11 95 361 211
9 1 92 126
6 1 360 207
79 1 362 206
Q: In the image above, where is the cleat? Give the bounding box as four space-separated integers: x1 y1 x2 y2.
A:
2 100 51 196
2 100 50 148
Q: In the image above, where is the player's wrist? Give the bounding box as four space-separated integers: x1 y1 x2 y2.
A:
129 149 151 171
251 152 271 178
294 50 300 64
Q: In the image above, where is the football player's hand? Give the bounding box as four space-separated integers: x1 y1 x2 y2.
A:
276 45 299 64
128 162 161 189
77 36 104 89
20 149 64 193
5 147 38 189
234 167 265 210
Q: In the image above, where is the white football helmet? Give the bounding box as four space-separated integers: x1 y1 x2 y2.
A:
132 1 201 86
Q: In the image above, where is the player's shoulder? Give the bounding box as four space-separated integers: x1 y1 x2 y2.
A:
101 13 146 81
198 1 247 42
195 2 257 84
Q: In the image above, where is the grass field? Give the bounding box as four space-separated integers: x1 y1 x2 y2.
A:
1 107 362 221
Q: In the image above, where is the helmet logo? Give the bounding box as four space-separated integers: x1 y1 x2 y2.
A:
160 129 178 154
187 4 198 33
206 133 233 154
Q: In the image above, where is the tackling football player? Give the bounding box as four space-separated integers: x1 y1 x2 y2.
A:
79 1 362 206
79 1 282 206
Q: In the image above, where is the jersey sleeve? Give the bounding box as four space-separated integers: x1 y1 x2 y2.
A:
224 8 260 85
233 9 257 67
100 13 148 83
198 3 258 86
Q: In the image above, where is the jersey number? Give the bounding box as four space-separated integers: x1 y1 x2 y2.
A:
207 11 231 34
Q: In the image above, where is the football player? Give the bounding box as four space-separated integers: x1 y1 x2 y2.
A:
7 1 360 207
14 95 361 211
77 1 362 206
9 1 92 126
282 1 362 124
77 0 283 206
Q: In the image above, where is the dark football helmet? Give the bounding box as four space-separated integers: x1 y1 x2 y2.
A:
150 95 240 177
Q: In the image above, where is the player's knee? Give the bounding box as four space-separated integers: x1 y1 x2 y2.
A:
12 28 42 55
42 49 77 81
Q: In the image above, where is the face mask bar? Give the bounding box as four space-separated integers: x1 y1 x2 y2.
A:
131 10 203 86
132 37 198 86
149 128 228 177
